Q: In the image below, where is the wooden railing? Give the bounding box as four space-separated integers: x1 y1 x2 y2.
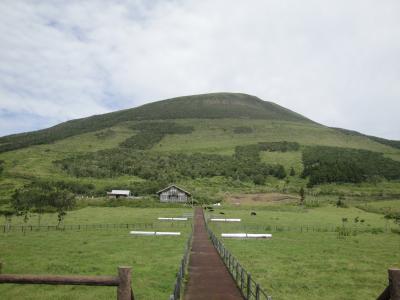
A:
1 221 191 234
169 231 193 300
377 269 400 300
0 265 134 300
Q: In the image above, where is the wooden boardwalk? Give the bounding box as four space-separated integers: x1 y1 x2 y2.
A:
184 207 244 300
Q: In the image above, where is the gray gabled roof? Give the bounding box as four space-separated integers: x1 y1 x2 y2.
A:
156 184 191 196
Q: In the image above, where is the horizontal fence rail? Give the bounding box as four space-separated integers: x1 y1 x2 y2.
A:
0 266 134 300
170 226 193 300
208 222 395 234
1 221 191 234
205 222 272 300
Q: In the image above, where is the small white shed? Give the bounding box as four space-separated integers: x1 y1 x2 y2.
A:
107 190 131 198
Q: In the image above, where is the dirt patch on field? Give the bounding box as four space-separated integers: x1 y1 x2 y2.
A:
225 193 299 206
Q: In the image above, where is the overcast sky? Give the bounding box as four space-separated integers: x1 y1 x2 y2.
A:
1 1 399 139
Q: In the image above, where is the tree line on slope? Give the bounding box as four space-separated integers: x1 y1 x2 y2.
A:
120 122 194 149
302 146 400 186
55 142 292 186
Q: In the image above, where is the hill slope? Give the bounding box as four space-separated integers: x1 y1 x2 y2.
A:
0 93 313 153
1 92 400 203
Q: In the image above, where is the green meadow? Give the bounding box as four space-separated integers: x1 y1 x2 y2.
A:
207 199 400 300
0 207 192 300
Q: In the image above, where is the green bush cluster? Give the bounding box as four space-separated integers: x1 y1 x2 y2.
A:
56 142 287 185
11 180 76 226
302 146 400 186
119 122 194 150
258 141 300 152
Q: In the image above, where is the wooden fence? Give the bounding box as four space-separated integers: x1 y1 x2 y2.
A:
1 221 191 234
377 269 400 300
204 218 272 300
210 222 395 234
169 231 193 300
0 265 134 300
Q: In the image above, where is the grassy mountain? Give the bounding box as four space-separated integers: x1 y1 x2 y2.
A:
1 92 400 203
0 93 312 153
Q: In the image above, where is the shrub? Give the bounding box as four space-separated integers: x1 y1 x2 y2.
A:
302 146 400 186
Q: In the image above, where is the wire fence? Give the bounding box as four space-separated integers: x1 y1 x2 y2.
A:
209 222 393 234
169 227 193 300
205 223 272 300
1 221 192 234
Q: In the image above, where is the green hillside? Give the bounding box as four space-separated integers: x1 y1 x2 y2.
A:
1 92 400 204
0 93 312 153
332 127 400 150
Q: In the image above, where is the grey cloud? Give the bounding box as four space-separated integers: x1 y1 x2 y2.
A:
0 0 399 139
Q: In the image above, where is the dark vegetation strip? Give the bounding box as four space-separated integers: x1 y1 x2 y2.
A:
56 136 292 186
206 222 272 300
301 146 400 187
120 122 193 150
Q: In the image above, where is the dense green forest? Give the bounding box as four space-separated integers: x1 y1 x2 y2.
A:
56 148 287 186
302 146 400 186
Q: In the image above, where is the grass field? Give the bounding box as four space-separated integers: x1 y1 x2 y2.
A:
0 207 193 300
221 231 399 300
207 201 400 300
1 198 399 299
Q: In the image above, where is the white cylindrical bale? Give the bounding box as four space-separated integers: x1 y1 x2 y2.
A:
158 217 188 221
155 232 181 236
246 234 272 238
130 231 155 236
221 233 272 239
210 218 241 222
221 233 247 238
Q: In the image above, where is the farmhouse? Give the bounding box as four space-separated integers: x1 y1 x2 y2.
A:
157 185 191 203
107 190 131 198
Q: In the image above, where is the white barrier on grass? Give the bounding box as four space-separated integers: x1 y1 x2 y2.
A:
130 231 181 236
210 218 241 222
221 233 272 239
157 217 188 221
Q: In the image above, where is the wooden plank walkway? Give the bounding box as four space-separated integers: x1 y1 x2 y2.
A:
184 207 244 300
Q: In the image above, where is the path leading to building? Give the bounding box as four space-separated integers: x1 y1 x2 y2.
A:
184 207 244 300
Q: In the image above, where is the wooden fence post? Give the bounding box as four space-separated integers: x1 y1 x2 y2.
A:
246 273 251 299
255 283 260 300
389 268 400 300
117 266 132 300
241 269 244 291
